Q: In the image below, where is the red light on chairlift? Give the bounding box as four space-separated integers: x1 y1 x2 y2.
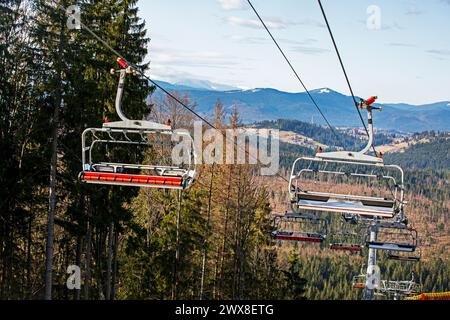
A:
116 57 127 69
104 117 110 123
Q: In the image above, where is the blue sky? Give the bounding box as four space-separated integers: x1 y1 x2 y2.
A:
138 0 450 105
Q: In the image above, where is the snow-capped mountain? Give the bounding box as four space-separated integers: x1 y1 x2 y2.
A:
150 81 450 132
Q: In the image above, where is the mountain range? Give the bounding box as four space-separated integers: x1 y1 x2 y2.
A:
151 80 450 132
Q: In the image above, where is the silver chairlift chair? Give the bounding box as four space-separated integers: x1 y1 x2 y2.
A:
79 58 197 190
289 97 406 220
366 226 418 253
271 212 327 243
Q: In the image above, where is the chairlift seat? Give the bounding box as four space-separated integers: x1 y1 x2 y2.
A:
91 163 189 177
329 244 363 252
295 191 395 218
80 171 186 189
387 253 420 262
366 241 416 252
316 151 383 164
271 231 324 243
102 120 172 131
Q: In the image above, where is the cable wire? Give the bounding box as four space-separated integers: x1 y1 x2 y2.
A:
317 0 375 153
55 3 290 183
246 0 342 143
316 1 400 202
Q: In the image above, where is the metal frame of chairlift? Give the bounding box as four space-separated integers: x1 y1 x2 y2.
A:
289 97 406 221
79 58 197 190
366 225 418 253
285 96 421 300
352 274 420 299
329 216 365 252
387 247 421 262
271 212 327 244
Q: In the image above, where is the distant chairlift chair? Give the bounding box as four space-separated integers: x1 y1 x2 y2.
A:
79 58 197 190
387 249 421 263
271 212 327 244
352 274 420 299
329 216 365 252
289 96 406 221
366 225 419 253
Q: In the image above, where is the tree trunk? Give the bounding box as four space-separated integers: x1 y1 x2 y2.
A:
111 226 119 300
75 235 83 300
232 167 243 300
171 190 182 300
219 167 232 299
27 214 32 299
44 97 60 300
44 14 65 300
105 222 114 300
200 168 214 300
84 196 92 300
212 246 220 299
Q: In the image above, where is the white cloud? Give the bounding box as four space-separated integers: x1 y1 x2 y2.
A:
357 19 404 31
150 44 237 68
226 35 319 46
405 7 425 15
388 42 417 48
217 0 246 11
147 65 196 83
225 16 323 30
291 45 329 55
225 16 282 29
427 49 450 56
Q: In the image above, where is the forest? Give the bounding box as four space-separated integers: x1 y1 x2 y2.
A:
253 119 395 150
0 0 448 301
0 0 306 300
384 134 449 171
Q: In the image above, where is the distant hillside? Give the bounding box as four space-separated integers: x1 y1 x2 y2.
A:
384 135 450 171
151 81 450 132
273 126 449 172
252 119 394 151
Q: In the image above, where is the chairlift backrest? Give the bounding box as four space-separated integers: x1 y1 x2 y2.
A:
271 212 327 243
366 226 418 253
329 217 365 252
290 157 404 218
79 58 197 189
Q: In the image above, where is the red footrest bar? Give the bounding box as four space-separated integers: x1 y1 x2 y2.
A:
353 285 366 290
272 234 323 243
330 245 362 252
80 171 183 187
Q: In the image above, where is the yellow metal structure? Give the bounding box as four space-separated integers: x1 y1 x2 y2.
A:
405 292 450 300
